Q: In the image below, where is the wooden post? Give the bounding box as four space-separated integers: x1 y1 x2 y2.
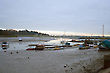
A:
104 55 110 69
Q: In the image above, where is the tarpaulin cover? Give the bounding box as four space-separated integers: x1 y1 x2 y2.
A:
100 40 110 49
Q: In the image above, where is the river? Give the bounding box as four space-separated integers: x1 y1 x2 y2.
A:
0 37 83 50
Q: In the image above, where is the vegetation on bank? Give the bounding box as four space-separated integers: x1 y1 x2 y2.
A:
79 36 110 39
0 29 49 37
52 35 110 39
0 29 110 39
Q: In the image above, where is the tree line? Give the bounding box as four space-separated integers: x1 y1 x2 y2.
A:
0 29 49 37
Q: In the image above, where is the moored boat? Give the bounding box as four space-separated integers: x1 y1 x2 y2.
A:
1 42 9 50
98 39 110 51
79 46 90 50
19 38 22 41
54 46 61 50
26 45 45 50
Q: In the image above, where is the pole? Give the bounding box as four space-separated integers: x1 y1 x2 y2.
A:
103 24 104 37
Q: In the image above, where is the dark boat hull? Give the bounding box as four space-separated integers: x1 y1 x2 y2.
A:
26 48 45 50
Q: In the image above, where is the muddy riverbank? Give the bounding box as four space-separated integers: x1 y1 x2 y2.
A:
0 49 109 73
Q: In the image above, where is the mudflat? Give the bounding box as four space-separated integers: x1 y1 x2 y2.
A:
0 49 108 73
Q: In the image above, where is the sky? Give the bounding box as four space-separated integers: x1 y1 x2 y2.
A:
0 0 110 36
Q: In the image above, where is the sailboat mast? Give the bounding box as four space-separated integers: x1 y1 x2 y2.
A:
102 24 104 37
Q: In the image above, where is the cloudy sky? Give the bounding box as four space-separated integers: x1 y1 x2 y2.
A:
0 0 110 35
